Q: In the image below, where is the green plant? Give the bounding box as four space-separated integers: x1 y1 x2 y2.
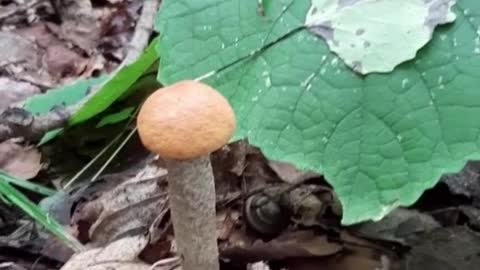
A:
22 37 160 145
0 172 83 251
155 0 480 224
1 36 160 250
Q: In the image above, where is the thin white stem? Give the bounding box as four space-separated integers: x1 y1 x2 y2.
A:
63 131 124 189
90 127 137 183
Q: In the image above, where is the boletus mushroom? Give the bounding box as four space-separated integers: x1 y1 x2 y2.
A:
137 80 236 270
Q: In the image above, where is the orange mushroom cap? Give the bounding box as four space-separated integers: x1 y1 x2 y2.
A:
137 80 236 160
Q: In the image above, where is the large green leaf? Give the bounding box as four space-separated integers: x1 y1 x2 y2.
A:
155 0 480 224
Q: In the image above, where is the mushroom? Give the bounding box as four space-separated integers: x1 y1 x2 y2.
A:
137 80 236 270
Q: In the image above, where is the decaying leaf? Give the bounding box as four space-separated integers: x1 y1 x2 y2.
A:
401 226 480 270
72 169 168 246
0 139 42 179
351 208 440 245
0 78 40 111
0 31 38 66
268 160 320 185
441 160 480 199
217 209 242 241
306 0 457 74
288 184 342 226
221 230 343 263
53 0 100 54
2 24 95 87
60 234 151 270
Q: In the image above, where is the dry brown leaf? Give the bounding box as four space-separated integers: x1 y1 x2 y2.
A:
217 209 241 241
54 0 100 54
60 234 151 270
0 77 40 111
0 31 38 66
221 230 342 263
282 255 388 270
73 169 168 246
401 226 480 270
211 140 280 200
281 231 392 270
0 139 42 179
2 23 94 87
288 185 342 226
43 44 88 81
268 160 320 184
89 193 168 246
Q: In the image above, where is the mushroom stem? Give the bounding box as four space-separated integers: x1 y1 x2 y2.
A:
165 155 219 270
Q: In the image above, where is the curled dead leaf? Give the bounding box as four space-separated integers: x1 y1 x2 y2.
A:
72 169 168 246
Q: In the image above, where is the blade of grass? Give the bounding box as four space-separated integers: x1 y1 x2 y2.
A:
0 170 56 196
0 178 84 252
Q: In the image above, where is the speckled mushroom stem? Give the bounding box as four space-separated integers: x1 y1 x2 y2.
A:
165 155 219 270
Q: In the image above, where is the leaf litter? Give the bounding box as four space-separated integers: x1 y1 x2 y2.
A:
0 138 42 179
6 127 480 270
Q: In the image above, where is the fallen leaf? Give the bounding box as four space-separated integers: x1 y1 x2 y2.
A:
458 206 480 230
6 23 96 86
211 140 282 201
0 77 40 111
401 226 480 270
43 44 88 81
441 160 480 199
0 139 42 179
268 160 320 184
351 208 440 245
281 231 394 270
72 171 168 246
217 209 241 241
282 255 389 270
54 0 100 54
282 182 342 226
0 31 38 66
221 230 342 263
60 234 152 270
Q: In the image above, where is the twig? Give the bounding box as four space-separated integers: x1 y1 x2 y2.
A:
0 107 69 142
0 0 161 143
